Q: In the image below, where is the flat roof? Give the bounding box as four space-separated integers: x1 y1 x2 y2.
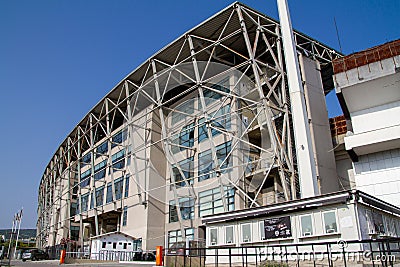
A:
333 39 400 74
202 190 400 224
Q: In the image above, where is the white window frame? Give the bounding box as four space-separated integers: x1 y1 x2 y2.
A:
259 220 266 241
299 214 314 237
209 227 218 246
322 210 338 234
241 223 252 243
224 225 235 244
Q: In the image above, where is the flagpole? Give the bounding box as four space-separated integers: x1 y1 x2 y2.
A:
7 215 15 264
14 208 23 259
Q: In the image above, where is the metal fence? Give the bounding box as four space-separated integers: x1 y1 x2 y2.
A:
164 238 400 267
65 250 155 262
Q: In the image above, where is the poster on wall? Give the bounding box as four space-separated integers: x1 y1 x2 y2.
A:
264 216 292 239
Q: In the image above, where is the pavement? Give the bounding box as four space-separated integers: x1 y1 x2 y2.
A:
0 260 156 267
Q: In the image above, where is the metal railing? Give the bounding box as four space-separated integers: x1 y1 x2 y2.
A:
65 249 155 262
164 238 400 267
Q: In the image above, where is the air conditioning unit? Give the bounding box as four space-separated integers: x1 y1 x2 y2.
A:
243 238 250 242
226 240 232 244
326 229 336 234
303 232 312 236
211 242 216 245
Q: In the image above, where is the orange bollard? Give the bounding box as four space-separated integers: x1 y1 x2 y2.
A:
155 246 163 266
59 249 66 265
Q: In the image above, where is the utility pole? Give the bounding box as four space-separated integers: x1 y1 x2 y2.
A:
276 0 319 197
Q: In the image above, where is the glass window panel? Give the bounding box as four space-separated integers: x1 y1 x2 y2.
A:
241 224 251 242
225 226 234 244
260 221 265 240
300 215 313 236
81 194 89 212
122 206 128 226
106 184 113 204
114 177 124 200
210 228 218 245
323 211 338 233
124 175 130 198
95 187 104 207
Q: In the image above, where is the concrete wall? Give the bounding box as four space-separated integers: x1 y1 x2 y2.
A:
299 55 339 194
353 148 400 206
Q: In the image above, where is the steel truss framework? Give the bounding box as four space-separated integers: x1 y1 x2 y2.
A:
37 3 340 249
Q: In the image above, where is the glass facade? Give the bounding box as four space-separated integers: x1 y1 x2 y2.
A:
199 187 234 217
167 228 194 248
300 215 313 236
172 157 194 187
198 141 232 182
169 198 195 223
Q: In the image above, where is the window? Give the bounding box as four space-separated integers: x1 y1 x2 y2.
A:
102 242 106 248
168 228 194 248
132 239 142 251
72 182 78 198
199 187 234 217
106 183 113 204
202 78 230 105
198 141 232 181
80 169 91 187
112 149 125 171
90 192 94 209
95 186 104 207
124 175 130 198
70 202 78 216
112 130 127 148
198 105 231 143
300 215 313 236
172 157 194 187
241 223 252 243
70 226 79 241
96 141 108 158
113 242 117 249
114 177 124 200
171 101 194 126
94 159 107 180
169 198 194 222
82 153 91 164
122 206 128 226
225 226 234 244
210 228 218 245
172 123 195 154
259 221 265 240
323 211 338 234
123 243 127 250
81 193 89 212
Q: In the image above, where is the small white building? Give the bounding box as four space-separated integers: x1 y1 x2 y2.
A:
202 190 400 264
90 231 142 260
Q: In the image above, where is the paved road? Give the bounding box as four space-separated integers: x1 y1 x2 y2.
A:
1 260 155 267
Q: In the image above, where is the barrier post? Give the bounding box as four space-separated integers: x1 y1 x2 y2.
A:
156 246 163 266
59 249 66 265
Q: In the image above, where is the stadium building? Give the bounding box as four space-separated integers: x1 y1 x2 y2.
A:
37 2 399 254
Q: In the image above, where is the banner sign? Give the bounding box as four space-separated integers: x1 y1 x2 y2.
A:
264 216 292 239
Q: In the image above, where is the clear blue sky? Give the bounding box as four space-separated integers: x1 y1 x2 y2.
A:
0 0 398 229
